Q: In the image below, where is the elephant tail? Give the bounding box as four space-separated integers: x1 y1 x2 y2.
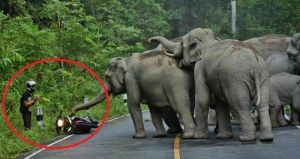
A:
254 71 261 106
254 74 260 106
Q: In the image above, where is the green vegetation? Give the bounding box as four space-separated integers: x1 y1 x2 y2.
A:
0 0 170 158
161 0 300 39
0 0 300 158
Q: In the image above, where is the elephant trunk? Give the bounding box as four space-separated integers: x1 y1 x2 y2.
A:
148 36 182 57
71 82 111 114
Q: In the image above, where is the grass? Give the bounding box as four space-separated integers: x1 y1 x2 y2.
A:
0 96 138 159
0 62 153 159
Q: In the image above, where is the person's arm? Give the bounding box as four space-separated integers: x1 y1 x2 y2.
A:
23 97 38 108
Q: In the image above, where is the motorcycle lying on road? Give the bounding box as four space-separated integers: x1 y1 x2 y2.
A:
55 113 99 135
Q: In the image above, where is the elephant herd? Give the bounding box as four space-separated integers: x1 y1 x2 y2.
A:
71 28 300 143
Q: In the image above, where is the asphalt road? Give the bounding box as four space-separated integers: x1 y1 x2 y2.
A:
21 112 300 159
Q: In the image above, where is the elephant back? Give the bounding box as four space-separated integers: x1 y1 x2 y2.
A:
243 34 290 60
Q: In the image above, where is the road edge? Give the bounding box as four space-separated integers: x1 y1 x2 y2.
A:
23 113 132 159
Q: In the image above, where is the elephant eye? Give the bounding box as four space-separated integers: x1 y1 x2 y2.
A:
113 65 118 70
109 65 116 71
189 43 197 50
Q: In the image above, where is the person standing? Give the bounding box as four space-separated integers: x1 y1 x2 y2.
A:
20 80 38 130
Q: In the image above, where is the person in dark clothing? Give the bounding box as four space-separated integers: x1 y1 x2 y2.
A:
20 80 38 130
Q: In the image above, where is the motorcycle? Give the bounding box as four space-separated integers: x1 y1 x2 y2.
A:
56 113 99 134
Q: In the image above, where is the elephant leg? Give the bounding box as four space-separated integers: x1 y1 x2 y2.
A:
270 105 284 127
169 91 195 139
256 81 273 142
224 85 256 142
161 107 182 134
277 107 288 126
193 78 210 139
208 108 217 125
189 86 196 117
148 106 167 137
269 92 283 127
230 108 241 125
125 75 146 138
215 99 233 139
292 95 300 125
291 106 300 125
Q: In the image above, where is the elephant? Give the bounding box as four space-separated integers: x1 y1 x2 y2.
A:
269 72 300 126
151 34 289 125
286 33 300 68
265 33 300 76
71 51 196 139
149 28 273 142
243 34 290 60
286 33 300 57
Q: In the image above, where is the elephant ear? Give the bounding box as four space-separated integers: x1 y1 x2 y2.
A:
189 48 203 63
116 59 127 85
188 39 204 63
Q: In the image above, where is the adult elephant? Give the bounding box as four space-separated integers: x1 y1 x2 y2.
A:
243 34 290 60
149 28 273 142
71 51 195 139
166 34 289 124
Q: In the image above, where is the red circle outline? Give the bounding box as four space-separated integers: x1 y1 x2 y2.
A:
1 58 110 150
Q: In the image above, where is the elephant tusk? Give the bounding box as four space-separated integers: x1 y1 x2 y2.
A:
164 51 175 57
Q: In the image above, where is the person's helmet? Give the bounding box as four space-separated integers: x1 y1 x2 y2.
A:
25 80 36 93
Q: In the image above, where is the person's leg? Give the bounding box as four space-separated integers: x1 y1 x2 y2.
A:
22 112 27 129
23 111 32 130
28 111 32 129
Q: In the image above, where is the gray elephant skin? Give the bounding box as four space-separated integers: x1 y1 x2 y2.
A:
269 72 300 126
72 51 196 139
265 33 300 75
244 34 292 76
286 33 300 58
266 53 297 76
243 34 289 60
214 34 290 123
149 28 273 142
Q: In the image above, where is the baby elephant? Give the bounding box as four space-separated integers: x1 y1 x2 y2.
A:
269 72 300 126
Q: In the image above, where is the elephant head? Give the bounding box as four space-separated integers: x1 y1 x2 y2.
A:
104 57 127 94
71 57 127 114
287 33 300 72
149 28 218 67
287 33 300 57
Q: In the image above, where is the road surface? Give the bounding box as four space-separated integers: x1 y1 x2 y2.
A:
21 112 300 159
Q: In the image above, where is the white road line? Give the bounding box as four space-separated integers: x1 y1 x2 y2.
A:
24 135 74 159
24 113 133 159
296 126 300 130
